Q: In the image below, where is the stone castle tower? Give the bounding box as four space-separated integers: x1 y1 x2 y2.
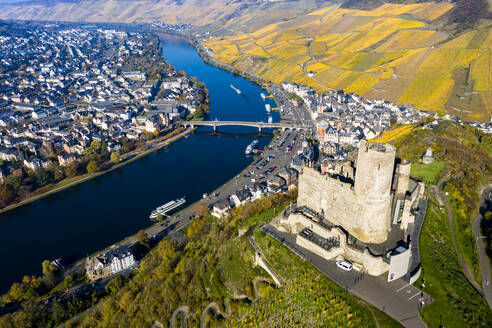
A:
296 140 397 244
353 140 396 243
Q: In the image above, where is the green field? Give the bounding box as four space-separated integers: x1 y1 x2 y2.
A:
410 161 445 184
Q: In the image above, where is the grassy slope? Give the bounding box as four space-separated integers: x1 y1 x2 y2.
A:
392 120 492 326
209 228 402 328
415 201 492 327
66 191 398 328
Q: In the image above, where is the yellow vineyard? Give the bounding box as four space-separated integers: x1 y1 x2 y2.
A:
368 125 414 143
204 2 492 121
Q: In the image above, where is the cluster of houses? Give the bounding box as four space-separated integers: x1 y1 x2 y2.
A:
282 83 426 149
283 82 492 152
211 167 298 218
0 26 203 182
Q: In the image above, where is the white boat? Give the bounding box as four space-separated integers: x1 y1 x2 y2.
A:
265 104 271 113
245 140 259 155
149 197 186 219
230 84 241 94
260 93 266 101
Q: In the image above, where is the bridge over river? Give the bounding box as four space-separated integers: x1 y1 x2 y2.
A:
180 120 309 133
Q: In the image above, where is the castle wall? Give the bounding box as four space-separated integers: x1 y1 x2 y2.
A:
297 167 357 225
396 160 411 195
298 165 392 243
279 212 389 276
282 213 346 242
297 235 344 259
343 247 389 276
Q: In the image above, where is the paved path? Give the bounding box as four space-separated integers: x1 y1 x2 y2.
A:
261 224 429 328
473 188 492 310
249 234 283 287
170 305 189 328
430 184 483 294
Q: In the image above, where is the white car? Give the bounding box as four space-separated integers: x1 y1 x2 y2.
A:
336 259 353 272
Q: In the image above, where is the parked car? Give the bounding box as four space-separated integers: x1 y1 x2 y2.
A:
336 259 353 272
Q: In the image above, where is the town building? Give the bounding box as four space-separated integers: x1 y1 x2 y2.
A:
85 246 136 281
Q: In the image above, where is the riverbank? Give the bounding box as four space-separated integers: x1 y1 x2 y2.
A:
155 30 269 90
0 32 276 294
0 127 192 216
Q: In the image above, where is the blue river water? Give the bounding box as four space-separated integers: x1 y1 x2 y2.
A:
0 35 278 292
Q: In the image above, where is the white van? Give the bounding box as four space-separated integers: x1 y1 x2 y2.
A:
336 259 353 271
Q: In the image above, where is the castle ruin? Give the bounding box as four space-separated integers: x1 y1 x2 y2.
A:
276 140 425 279
298 140 395 243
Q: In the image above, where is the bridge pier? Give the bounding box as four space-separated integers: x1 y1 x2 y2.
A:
213 125 217 133
258 127 262 134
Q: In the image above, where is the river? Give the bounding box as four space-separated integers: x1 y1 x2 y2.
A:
0 34 278 293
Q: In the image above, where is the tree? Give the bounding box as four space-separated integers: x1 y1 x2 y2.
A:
105 275 124 296
485 211 492 222
41 260 57 287
100 140 109 159
8 283 24 302
65 162 78 177
137 229 150 249
121 139 135 153
86 161 99 174
195 202 209 218
51 163 65 181
52 301 67 323
193 107 204 120
187 217 205 239
6 175 22 193
35 168 52 187
63 274 74 291
42 260 55 276
87 140 101 156
110 152 120 164
0 183 15 207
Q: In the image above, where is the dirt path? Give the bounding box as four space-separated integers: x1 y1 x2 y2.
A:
367 307 381 328
430 183 483 294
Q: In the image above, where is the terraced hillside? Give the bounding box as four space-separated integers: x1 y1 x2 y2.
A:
204 3 492 121
0 0 324 34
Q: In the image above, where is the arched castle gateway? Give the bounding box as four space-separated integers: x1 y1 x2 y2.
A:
297 140 396 243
